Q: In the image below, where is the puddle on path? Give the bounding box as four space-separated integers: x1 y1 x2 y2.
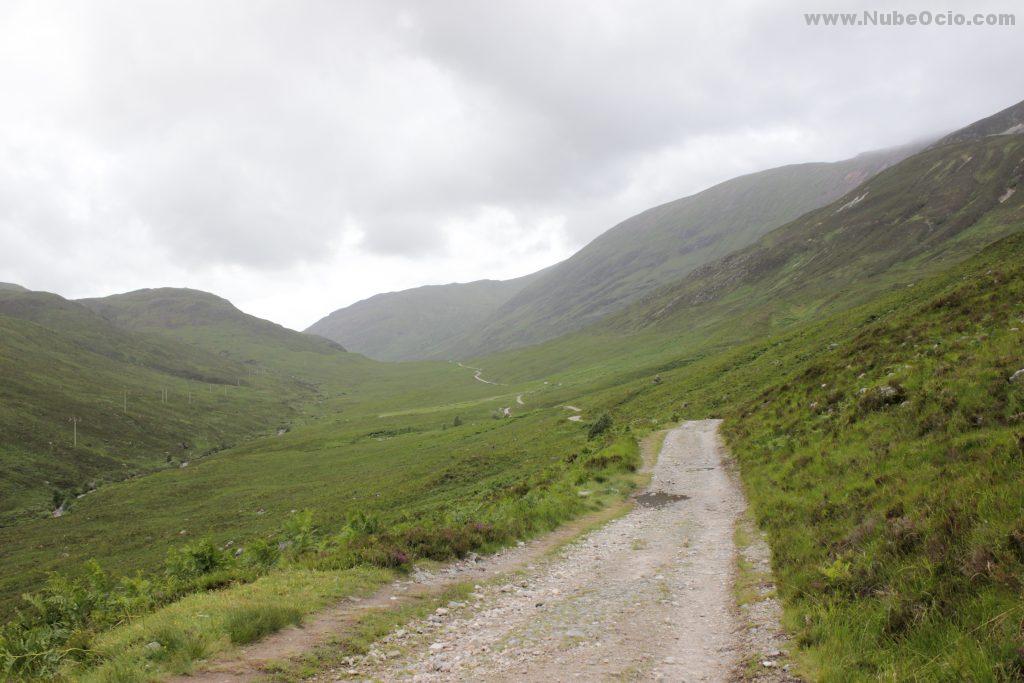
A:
634 491 690 508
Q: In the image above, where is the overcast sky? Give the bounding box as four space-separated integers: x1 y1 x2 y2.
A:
1 1 1022 329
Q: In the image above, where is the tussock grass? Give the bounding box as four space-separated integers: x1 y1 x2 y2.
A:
224 604 303 645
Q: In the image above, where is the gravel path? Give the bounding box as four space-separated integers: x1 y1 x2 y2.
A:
346 420 772 682
455 362 499 385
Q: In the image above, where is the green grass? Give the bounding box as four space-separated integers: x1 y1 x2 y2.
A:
720 237 1024 680
223 604 303 645
0 366 644 678
1 127 1023 681
71 566 391 681
539 232 1024 678
0 286 508 526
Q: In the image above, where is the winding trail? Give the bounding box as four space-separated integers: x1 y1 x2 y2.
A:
331 420 788 681
456 362 499 385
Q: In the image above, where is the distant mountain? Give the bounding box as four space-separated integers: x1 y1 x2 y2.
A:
311 144 920 360
0 282 27 292
462 145 920 354
0 288 243 382
627 133 1024 335
932 97 1024 148
80 287 346 361
307 275 537 361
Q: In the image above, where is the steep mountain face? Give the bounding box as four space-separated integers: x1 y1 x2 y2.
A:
306 275 537 361
311 144 919 360
461 145 920 355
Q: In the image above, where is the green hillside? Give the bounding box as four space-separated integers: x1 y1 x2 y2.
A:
0 289 321 524
79 287 347 359
723 229 1024 679
0 287 486 527
310 145 918 360
305 275 537 361
518 231 1024 679
474 130 1023 387
2 103 1023 681
6 225 1024 680
462 146 919 353
76 287 503 412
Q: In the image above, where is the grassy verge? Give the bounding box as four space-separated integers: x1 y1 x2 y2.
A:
73 567 391 681
463 232 1024 679
1 402 643 679
720 236 1024 679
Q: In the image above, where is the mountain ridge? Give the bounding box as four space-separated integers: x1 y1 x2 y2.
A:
306 274 537 361
932 97 1024 148
310 143 921 360
80 287 347 356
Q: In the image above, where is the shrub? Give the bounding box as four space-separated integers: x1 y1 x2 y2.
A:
281 509 317 555
165 540 230 582
587 412 613 439
244 538 281 569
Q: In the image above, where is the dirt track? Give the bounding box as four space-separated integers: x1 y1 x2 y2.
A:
177 421 792 682
330 421 791 681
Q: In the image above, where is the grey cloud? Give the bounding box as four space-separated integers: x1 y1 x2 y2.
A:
0 0 1021 323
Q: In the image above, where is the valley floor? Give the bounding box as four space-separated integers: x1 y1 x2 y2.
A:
179 421 792 682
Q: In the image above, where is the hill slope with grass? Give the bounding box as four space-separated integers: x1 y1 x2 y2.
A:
720 232 1024 679
306 275 537 361
630 134 1023 328
521 231 1024 679
475 127 1023 387
310 145 918 360
80 287 346 356
461 145 919 354
0 288 338 524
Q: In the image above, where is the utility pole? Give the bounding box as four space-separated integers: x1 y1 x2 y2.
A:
70 416 79 447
